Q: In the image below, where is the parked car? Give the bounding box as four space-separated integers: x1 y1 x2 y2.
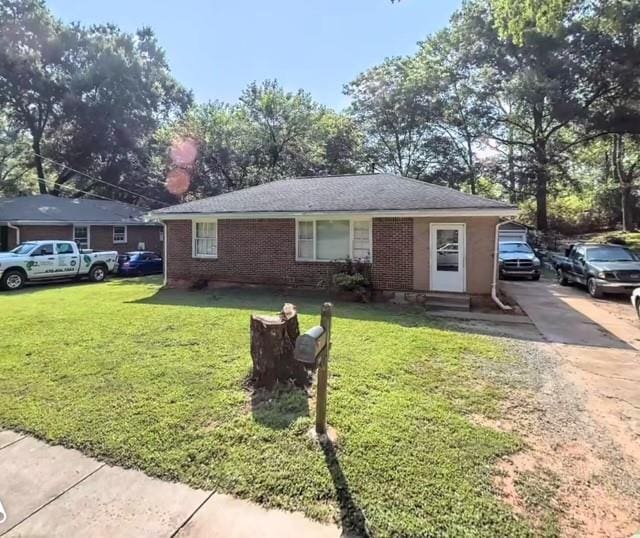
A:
555 242 640 298
498 241 541 280
632 288 640 320
436 242 459 269
0 240 118 291
117 251 163 276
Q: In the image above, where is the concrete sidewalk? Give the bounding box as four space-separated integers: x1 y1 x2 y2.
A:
0 431 340 538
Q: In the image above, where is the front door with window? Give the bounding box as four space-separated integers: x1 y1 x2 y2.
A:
430 224 466 293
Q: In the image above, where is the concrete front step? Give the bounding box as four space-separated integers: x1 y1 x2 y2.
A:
385 291 471 310
424 301 470 312
421 292 471 305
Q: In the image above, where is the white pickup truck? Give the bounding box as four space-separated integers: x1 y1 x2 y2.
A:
0 240 118 291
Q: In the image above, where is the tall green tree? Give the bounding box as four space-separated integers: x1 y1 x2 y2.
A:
346 57 459 182
0 114 34 195
162 80 363 198
491 0 575 43
449 1 640 230
0 0 191 203
411 27 497 194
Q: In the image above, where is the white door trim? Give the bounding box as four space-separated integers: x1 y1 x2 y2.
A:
429 223 466 293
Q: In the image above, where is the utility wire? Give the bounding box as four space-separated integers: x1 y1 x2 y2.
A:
33 152 170 207
36 176 126 203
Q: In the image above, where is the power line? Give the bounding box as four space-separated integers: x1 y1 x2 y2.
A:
33 152 170 207
36 176 129 203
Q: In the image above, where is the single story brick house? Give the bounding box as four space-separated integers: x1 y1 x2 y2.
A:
0 195 163 254
153 174 517 300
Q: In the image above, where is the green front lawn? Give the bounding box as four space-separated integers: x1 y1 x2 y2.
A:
0 278 530 537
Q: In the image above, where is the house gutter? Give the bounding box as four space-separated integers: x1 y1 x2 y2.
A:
151 207 518 220
491 221 512 311
7 222 20 245
162 222 168 287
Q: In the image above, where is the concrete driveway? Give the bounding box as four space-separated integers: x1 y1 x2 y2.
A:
502 278 640 466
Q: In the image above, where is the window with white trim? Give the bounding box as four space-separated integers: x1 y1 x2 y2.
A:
73 226 89 250
297 221 314 260
193 220 217 258
113 225 127 244
296 219 371 262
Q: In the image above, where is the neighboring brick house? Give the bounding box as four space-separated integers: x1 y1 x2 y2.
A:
0 195 163 254
153 174 517 299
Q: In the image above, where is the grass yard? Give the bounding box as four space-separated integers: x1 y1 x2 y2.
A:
0 278 531 537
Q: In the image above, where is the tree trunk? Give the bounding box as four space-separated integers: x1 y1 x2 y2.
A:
466 136 476 195
250 303 310 389
32 139 47 195
613 135 635 232
535 167 548 232
533 136 549 232
621 182 634 232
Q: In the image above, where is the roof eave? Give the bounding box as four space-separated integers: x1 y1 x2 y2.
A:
152 207 518 220
0 219 161 226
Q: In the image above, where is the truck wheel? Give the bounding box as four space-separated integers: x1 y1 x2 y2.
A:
1 269 25 291
557 268 568 286
587 277 603 299
89 264 107 283
531 274 541 281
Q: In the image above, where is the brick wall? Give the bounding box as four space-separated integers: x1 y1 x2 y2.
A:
166 219 338 288
18 225 73 244
371 218 414 290
89 225 163 254
165 217 414 291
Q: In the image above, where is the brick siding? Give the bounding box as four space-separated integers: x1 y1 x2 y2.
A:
18 225 73 244
371 218 414 291
165 217 414 291
89 225 163 254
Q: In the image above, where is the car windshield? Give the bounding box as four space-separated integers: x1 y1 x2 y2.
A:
587 246 639 262
10 243 37 255
500 242 533 254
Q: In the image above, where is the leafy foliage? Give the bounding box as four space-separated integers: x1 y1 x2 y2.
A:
1 0 640 233
0 0 191 204
160 80 363 198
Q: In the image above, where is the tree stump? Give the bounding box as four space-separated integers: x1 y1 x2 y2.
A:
250 303 310 389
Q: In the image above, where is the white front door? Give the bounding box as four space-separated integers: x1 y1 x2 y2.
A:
430 224 466 293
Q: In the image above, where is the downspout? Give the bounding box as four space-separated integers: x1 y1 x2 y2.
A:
7 223 20 246
492 221 512 311
162 221 168 287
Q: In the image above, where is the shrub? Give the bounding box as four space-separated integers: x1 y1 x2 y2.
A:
330 258 372 301
333 271 368 291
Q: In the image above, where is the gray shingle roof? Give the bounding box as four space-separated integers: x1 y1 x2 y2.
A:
154 174 515 215
0 195 154 224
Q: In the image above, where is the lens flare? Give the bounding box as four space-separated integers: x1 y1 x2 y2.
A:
166 168 191 196
169 138 198 167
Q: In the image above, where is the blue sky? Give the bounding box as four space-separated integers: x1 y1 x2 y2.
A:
46 0 461 111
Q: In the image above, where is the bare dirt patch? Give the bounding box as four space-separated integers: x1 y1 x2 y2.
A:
464 330 640 537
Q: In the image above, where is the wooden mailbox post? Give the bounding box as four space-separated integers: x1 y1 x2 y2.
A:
294 302 332 435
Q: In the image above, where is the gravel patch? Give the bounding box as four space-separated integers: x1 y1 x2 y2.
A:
442 318 640 536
